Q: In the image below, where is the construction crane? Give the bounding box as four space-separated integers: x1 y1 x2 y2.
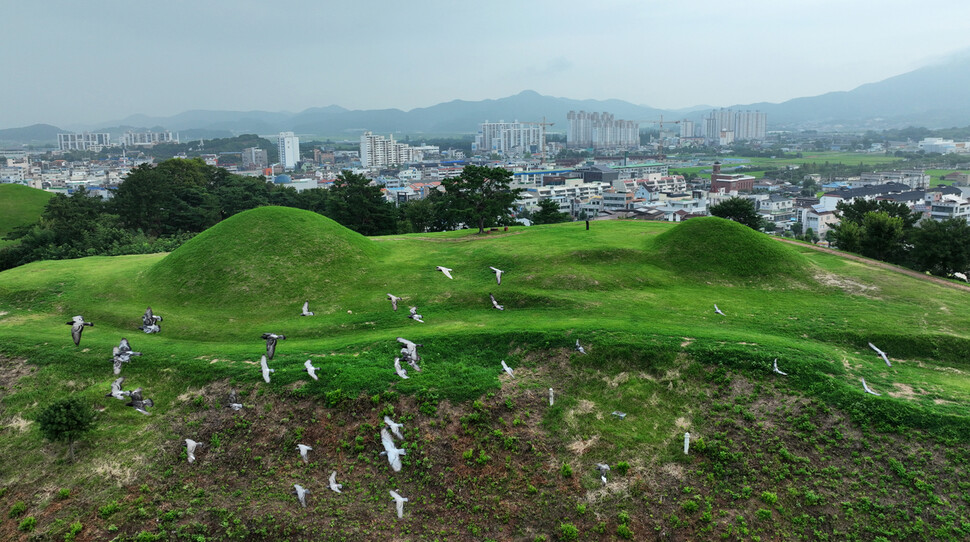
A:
642 115 681 161
522 117 555 164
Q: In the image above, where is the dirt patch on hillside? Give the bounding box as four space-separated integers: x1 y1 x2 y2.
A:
0 357 35 394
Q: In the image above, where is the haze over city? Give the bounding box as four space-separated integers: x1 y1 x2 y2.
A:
5 0 970 129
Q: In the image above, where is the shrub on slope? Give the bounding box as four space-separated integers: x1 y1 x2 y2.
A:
143 206 380 308
652 217 809 282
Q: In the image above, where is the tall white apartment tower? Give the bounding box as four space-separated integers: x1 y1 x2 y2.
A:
278 132 300 170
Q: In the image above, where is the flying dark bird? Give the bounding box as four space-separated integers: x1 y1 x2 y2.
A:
489 293 504 311
105 377 131 400
304 359 320 381
66 315 93 346
387 294 402 311
435 266 453 279
112 338 142 375
380 428 406 472
261 333 286 359
140 306 162 331
328 471 343 494
714 304 725 316
501 360 514 378
868 342 892 367
125 388 154 415
408 306 424 323
390 490 408 518
260 355 274 383
138 323 160 334
297 444 313 464
292 484 310 508
489 266 504 285
384 415 404 440
575 340 586 355
227 389 243 411
185 439 202 463
393 357 409 380
862 378 882 396
300 301 314 316
397 337 422 362
772 358 788 376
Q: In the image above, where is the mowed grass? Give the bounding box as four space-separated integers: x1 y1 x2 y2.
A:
0 184 51 248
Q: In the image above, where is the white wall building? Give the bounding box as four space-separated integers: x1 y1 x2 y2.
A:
566 111 639 149
278 132 300 170
360 132 419 168
58 132 112 151
473 122 544 156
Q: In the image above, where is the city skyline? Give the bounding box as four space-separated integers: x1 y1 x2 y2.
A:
4 1 970 129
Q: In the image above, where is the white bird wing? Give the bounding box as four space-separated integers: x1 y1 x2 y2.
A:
490 266 503 284
390 490 407 517
260 355 272 383
387 294 400 311
384 416 404 439
438 266 453 279
501 360 514 377
394 358 408 379
329 471 342 493
861 378 881 396
773 358 787 376
397 337 415 349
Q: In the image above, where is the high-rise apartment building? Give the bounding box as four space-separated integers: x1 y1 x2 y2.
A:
123 130 178 147
278 132 300 170
241 147 268 170
473 122 544 156
704 110 766 143
566 111 639 149
359 132 418 168
58 132 112 151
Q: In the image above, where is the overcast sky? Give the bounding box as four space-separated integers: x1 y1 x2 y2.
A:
3 0 970 129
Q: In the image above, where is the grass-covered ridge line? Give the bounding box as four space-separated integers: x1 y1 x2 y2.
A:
0 184 51 248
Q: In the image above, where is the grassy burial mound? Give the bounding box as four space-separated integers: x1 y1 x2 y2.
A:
0 184 52 248
143 206 380 310
653 217 810 282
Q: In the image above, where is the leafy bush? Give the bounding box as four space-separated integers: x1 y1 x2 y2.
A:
558 522 579 541
616 524 634 539
9 501 26 518
559 463 573 477
761 491 778 505
616 461 630 475
682 500 699 513
756 508 772 521
18 516 36 532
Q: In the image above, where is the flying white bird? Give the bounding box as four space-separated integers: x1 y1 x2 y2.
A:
380 428 407 472
861 378 881 396
261 333 286 359
66 315 93 346
328 471 342 494
260 355 274 383
408 306 424 323
868 342 892 367
227 389 243 411
772 358 788 376
549 388 554 406
292 484 310 508
112 337 142 375
611 411 627 419
387 293 402 311
489 266 504 285
297 444 313 464
125 388 153 415
596 463 610 485
489 293 504 311
105 377 131 400
435 266 453 279
714 304 725 316
304 359 320 381
396 337 422 362
300 301 314 316
384 415 404 439
185 439 202 463
575 340 586 354
501 360 514 378
389 490 408 519
393 357 409 379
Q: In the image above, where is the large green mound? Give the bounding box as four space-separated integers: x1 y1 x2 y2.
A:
0 184 52 246
652 216 810 281
144 206 380 307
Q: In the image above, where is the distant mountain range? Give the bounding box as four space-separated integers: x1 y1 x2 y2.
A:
4 55 970 145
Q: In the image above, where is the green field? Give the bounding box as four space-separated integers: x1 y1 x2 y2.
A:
0 184 51 248
2 207 970 540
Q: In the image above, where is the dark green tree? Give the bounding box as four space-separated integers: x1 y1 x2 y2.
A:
835 198 918 229
36 398 95 462
324 171 398 235
859 211 905 262
708 197 762 230
908 218 970 277
440 165 523 234
110 159 220 236
531 199 571 224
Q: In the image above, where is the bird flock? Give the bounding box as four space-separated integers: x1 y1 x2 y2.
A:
62 267 902 519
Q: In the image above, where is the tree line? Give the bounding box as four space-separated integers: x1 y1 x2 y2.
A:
1 159 565 271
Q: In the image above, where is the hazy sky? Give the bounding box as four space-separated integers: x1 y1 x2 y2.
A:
3 0 970 129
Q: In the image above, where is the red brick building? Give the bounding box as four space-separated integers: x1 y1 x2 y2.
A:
710 161 755 193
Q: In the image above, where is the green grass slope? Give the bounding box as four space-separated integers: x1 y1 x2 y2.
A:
143 206 381 311
2 219 970 540
0 184 51 248
653 216 810 282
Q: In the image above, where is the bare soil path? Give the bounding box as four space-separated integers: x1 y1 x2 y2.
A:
773 237 970 293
